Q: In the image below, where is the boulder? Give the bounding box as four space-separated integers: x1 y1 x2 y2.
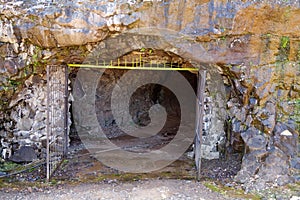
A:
241 127 267 152
9 146 37 163
273 122 298 157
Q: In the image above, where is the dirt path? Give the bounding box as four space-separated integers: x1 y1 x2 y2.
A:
0 179 229 200
0 141 244 200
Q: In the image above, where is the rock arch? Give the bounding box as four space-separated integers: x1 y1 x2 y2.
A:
73 29 227 159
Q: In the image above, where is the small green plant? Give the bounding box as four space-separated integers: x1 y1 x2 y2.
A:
203 181 262 200
2 79 21 92
8 79 21 88
0 162 20 172
30 46 46 74
277 36 290 62
32 53 39 74
204 182 223 193
281 36 290 48
50 179 59 185
28 167 36 173
261 33 272 39
139 48 153 54
220 35 226 41
60 159 69 170
27 14 39 22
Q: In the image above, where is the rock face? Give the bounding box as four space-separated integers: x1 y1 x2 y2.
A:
5 74 48 156
0 0 299 191
235 124 298 190
0 70 70 161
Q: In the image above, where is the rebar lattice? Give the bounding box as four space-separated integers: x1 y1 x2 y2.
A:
46 65 68 180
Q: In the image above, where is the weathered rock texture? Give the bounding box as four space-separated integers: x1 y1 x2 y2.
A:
0 68 70 161
0 0 299 191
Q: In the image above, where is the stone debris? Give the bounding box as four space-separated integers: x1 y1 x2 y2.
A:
281 130 293 136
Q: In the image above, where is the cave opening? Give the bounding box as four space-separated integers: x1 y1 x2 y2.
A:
69 69 198 148
69 49 198 148
93 68 198 153
63 49 242 180
66 49 199 176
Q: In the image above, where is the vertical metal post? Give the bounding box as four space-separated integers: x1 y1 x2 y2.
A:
195 70 206 181
46 65 50 181
63 65 69 156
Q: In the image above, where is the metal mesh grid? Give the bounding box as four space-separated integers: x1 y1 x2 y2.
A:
46 65 68 180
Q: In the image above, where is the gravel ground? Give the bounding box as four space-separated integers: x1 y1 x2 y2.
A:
0 140 244 200
0 179 230 200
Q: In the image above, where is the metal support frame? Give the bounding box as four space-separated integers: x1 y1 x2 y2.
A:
46 65 50 180
46 65 68 181
195 70 206 180
63 65 69 156
68 64 198 71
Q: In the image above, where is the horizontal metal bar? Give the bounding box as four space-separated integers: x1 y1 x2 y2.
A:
67 64 199 71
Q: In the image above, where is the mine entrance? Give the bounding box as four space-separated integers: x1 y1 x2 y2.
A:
49 50 205 180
